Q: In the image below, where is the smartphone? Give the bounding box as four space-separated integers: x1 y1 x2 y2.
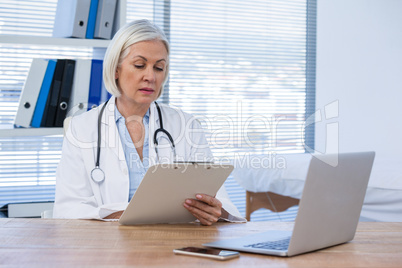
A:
173 247 240 261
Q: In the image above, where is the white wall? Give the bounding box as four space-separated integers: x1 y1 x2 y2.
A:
315 0 402 159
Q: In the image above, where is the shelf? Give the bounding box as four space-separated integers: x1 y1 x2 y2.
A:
0 127 64 138
0 0 127 139
0 35 110 48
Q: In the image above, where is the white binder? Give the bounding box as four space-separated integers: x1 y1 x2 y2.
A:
67 59 92 117
53 0 91 38
14 59 49 128
94 0 117 39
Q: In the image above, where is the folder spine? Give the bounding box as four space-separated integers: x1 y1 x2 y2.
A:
43 60 66 127
67 59 92 117
54 60 76 127
14 59 49 128
53 0 91 39
86 0 100 39
87 60 103 110
94 0 117 40
31 60 57 128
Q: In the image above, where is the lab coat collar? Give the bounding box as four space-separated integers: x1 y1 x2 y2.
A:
99 96 125 161
101 96 159 125
101 96 116 126
99 96 159 164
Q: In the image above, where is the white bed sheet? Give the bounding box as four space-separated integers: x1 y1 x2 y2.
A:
231 153 402 222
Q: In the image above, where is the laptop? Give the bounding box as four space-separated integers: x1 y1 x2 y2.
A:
204 152 375 257
119 162 233 225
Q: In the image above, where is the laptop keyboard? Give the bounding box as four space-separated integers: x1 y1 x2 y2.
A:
244 237 291 251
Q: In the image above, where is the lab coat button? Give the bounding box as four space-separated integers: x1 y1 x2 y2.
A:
123 168 128 176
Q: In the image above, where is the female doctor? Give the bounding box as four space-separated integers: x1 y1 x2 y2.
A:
53 19 245 225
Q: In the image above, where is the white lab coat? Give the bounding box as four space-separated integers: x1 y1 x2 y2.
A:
53 96 245 222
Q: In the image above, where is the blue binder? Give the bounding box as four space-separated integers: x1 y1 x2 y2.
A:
86 0 100 39
87 59 103 110
31 60 57 128
43 59 66 127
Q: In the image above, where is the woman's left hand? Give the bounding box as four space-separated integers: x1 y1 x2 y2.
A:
183 194 222 226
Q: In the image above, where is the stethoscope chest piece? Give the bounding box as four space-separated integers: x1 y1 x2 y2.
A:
91 167 105 183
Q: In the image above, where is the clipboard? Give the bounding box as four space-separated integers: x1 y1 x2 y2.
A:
119 162 234 225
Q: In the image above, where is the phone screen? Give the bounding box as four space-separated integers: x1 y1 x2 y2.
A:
173 247 240 260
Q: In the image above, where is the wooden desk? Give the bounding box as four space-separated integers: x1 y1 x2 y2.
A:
1 219 401 267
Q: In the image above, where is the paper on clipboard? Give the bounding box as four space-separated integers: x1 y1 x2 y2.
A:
119 162 234 225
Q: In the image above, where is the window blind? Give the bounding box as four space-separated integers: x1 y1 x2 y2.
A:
0 0 316 222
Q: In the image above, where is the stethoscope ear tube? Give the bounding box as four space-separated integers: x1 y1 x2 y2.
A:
153 128 175 149
91 100 109 184
154 102 177 161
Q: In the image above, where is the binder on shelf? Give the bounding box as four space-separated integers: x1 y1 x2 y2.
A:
53 0 91 39
43 59 66 127
111 0 123 37
94 0 117 40
67 59 92 117
87 59 103 110
54 60 76 127
86 0 100 39
101 81 112 103
5 201 54 218
31 60 57 128
14 59 49 128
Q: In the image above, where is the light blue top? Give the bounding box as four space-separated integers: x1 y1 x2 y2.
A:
115 106 150 201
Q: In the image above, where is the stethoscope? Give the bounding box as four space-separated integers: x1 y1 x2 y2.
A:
91 100 177 183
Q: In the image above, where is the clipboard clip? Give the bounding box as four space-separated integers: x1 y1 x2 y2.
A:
172 161 214 170
173 161 214 164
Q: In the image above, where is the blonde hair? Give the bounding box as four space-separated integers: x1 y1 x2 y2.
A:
103 19 170 97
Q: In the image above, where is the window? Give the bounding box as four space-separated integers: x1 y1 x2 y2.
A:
128 0 317 220
0 0 92 207
0 0 316 221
